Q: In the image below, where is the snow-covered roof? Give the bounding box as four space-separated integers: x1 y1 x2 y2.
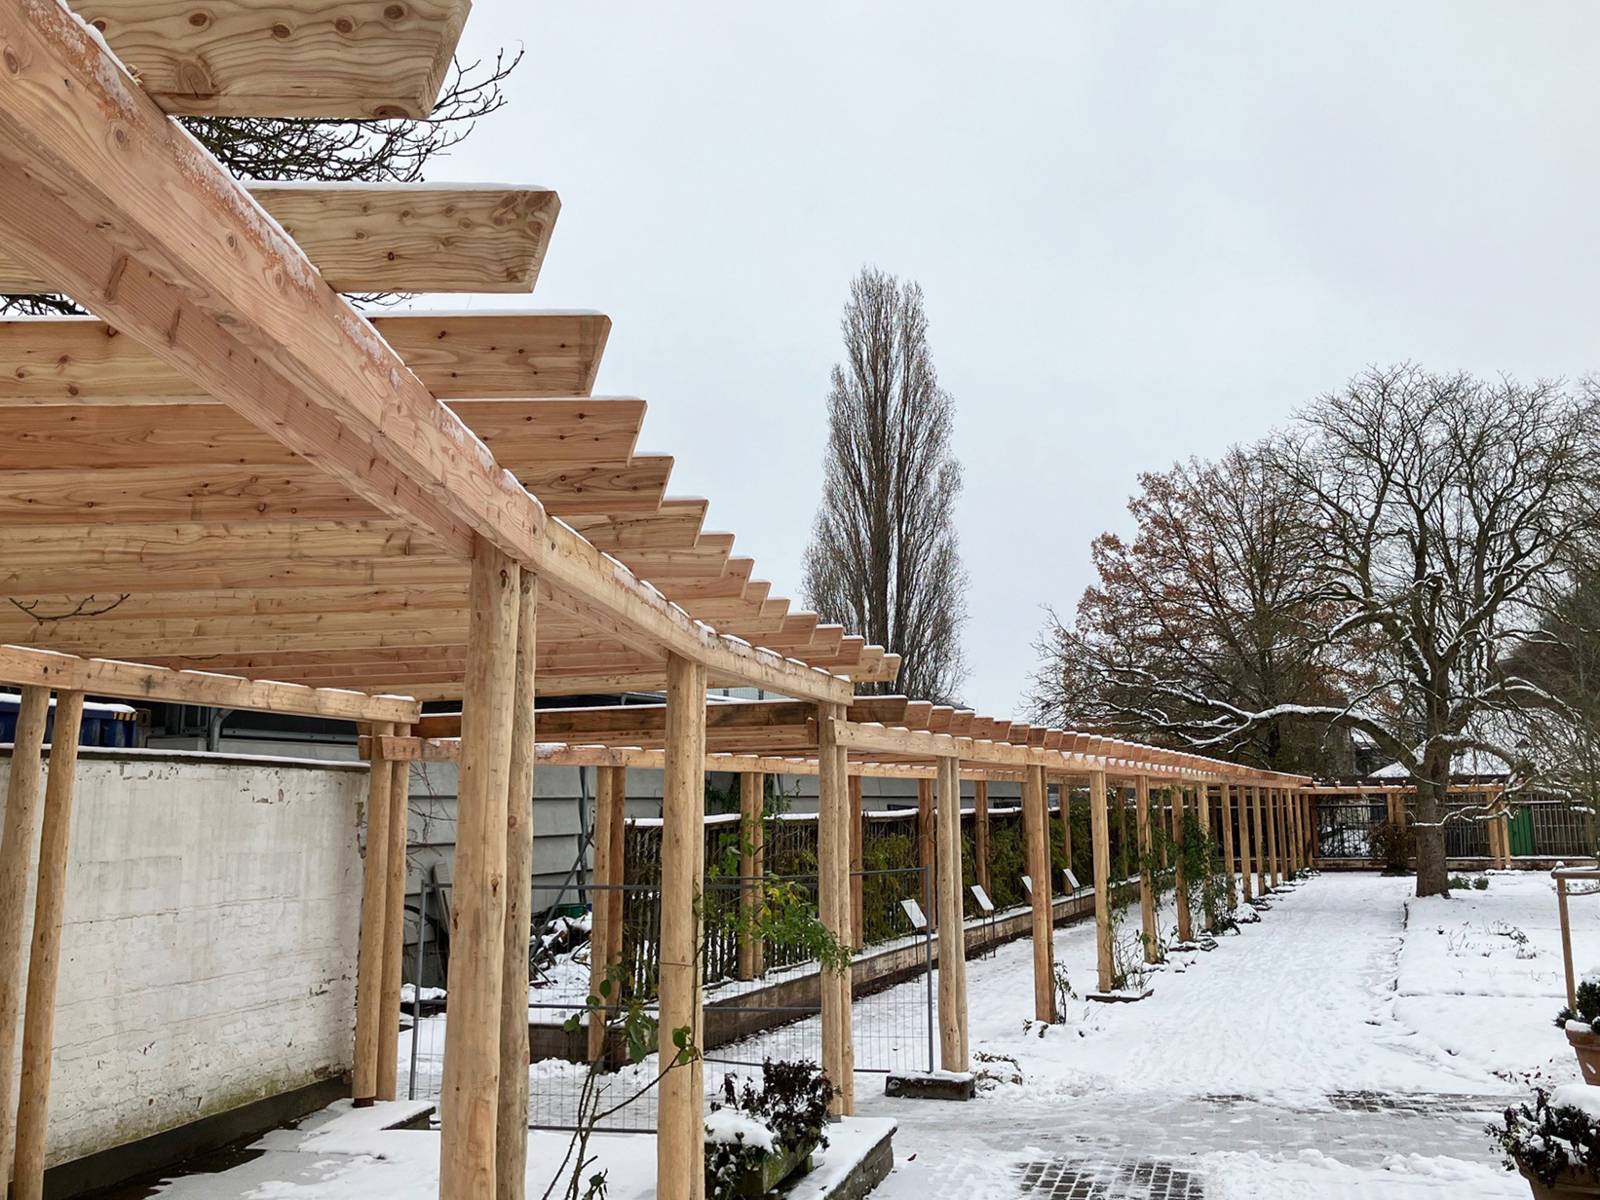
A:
1370 748 1511 780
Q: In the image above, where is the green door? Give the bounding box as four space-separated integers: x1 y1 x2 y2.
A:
1508 806 1534 857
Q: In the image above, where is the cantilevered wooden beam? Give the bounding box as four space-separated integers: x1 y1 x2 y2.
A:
0 315 610 405
0 644 419 723
0 185 559 295
75 0 470 119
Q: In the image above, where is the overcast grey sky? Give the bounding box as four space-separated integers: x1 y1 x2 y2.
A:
431 2 1600 716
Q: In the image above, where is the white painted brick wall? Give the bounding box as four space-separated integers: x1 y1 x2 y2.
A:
0 749 365 1169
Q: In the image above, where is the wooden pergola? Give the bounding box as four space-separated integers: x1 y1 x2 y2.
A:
378 697 1312 1108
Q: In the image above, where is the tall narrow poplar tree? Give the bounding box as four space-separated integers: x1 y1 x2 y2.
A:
802 267 968 702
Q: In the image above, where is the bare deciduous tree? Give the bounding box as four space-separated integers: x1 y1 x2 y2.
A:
802 267 967 702
1030 445 1347 775
2 50 520 316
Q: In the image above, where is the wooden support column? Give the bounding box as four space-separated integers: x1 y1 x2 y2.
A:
591 765 629 1059
1197 782 1215 931
833 733 855 1113
1238 782 1254 903
1267 788 1282 888
1173 785 1192 944
1058 780 1074 879
974 779 991 893
1116 784 1131 882
1022 763 1056 1022
1090 770 1114 994
1136 775 1158 963
917 778 936 932
849 774 865 952
1252 785 1269 896
1219 782 1238 911
496 571 538 1200
377 726 412 1101
817 703 850 1115
352 720 395 1106
736 772 766 982
935 756 969 1070
0 685 48 1190
1157 788 1170 870
660 654 708 1200
1289 788 1303 875
439 542 521 1200
11 691 83 1200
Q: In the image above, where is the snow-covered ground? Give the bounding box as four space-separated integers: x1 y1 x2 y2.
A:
144 871 1588 1198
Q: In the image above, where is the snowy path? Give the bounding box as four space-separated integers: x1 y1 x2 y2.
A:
846 872 1575 1199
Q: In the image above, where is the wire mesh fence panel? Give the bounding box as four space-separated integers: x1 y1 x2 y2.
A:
1437 803 1493 859
850 865 935 1077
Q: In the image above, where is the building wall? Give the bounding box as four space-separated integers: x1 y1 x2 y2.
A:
0 748 366 1170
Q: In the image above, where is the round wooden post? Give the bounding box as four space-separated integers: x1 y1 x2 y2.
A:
849 773 865 952
735 772 765 982
1219 782 1237 911
377 729 412 1102
496 571 537 1200
1135 775 1158 963
659 655 707 1200
935 756 968 1070
1173 785 1191 943
1252 785 1269 896
0 685 49 1189
352 720 395 1106
916 777 936 932
833 735 855 1113
590 765 628 1061
1023 763 1056 1023
1057 779 1073 880
1090 771 1113 993
973 779 990 893
12 691 84 1200
1560 875 1577 1009
439 542 521 1200
1268 788 1283 887
1116 783 1131 883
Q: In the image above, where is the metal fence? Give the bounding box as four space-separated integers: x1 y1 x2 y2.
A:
1310 792 1597 862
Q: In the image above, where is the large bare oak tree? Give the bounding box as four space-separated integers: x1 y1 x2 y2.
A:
803 267 967 702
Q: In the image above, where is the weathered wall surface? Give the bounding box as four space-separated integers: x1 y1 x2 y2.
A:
0 749 365 1169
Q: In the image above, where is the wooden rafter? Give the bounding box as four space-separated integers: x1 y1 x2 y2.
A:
0 185 559 295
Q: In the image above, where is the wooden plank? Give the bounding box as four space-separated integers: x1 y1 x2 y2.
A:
11 691 84 1200
0 687 49 1189
0 314 610 405
0 644 417 722
439 542 521 1200
74 0 469 119
497 570 537 1200
0 184 558 294
658 654 707 1200
0 456 673 523
0 398 647 468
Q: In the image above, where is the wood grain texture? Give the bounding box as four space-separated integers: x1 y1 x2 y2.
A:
0 185 558 295
0 315 610 404
76 0 469 118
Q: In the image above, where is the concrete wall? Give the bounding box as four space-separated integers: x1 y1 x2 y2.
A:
0 748 366 1170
